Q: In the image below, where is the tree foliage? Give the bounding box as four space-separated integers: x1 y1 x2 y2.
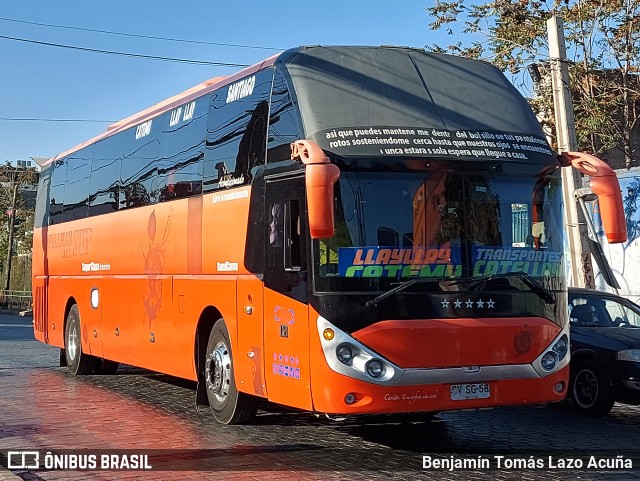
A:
0 163 38 290
426 0 640 167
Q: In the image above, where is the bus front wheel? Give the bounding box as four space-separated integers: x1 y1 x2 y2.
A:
205 319 257 424
64 304 97 375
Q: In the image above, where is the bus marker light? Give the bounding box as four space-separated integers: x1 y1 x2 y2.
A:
90 288 99 309
345 393 356 404
323 328 335 341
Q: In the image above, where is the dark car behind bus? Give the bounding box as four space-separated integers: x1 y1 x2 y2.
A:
568 287 640 416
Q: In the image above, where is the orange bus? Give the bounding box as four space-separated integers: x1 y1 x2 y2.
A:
32 46 627 424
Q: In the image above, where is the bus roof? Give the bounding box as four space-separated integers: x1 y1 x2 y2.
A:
45 53 280 167
45 46 553 167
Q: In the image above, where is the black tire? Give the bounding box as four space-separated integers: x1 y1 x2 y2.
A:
569 360 615 416
96 359 120 375
204 319 257 424
64 304 98 375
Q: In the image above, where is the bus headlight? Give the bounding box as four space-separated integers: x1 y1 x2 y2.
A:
336 344 354 365
541 351 558 371
552 334 568 361
366 359 385 378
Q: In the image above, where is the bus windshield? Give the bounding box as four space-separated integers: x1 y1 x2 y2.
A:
313 169 566 293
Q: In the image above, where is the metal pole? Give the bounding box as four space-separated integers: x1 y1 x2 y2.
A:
4 170 18 291
547 15 593 288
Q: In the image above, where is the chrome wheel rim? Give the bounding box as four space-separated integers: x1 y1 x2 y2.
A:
206 341 231 405
574 369 598 409
67 319 78 362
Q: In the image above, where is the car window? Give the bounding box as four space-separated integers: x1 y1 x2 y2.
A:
620 305 640 327
604 299 626 325
569 293 640 327
569 295 612 326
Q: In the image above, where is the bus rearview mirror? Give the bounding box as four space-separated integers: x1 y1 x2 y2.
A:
561 151 627 244
291 140 340 239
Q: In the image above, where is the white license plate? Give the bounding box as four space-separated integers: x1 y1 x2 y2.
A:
450 383 491 400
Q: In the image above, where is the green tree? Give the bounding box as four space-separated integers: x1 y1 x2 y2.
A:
0 163 38 291
426 0 640 168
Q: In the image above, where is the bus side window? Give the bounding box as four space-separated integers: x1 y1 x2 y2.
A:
267 69 303 163
269 203 283 249
89 139 121 217
284 199 301 271
121 119 161 209
63 147 91 222
49 159 67 225
159 95 208 201
204 69 273 192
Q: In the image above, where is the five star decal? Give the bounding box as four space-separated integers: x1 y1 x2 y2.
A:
441 298 496 309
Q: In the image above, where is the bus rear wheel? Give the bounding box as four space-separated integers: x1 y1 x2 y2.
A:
205 319 257 424
64 304 98 375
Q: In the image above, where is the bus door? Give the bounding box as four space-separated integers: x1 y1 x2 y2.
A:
262 175 313 410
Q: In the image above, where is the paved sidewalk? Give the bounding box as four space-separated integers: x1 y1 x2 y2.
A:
2 318 640 480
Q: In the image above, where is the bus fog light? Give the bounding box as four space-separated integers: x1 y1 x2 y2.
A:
553 382 565 394
336 345 353 365
344 393 356 404
541 352 558 371
366 359 385 378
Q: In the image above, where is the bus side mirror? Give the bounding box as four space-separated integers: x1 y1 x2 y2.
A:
561 151 627 244
291 140 340 239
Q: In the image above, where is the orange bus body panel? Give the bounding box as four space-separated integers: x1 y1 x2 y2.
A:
33 186 254 381
352 318 561 368
261 288 313 411
308 308 567 414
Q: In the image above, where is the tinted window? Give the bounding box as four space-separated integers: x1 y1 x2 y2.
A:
89 138 122 216
569 294 640 327
63 147 91 222
34 166 51 229
160 96 208 201
49 159 67 225
121 118 161 208
267 69 302 163
204 69 273 191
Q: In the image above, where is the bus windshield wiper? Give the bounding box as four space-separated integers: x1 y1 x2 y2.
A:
365 278 439 308
451 272 555 304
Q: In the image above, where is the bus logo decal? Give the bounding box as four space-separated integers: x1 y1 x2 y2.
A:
271 352 301 379
216 261 238 272
135 119 152 139
226 75 256 104
274 306 295 325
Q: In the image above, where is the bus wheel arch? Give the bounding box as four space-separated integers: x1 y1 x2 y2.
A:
59 297 78 367
63 301 97 375
194 309 257 424
194 306 223 408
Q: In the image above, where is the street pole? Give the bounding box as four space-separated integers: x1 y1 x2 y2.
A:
547 14 593 288
4 170 18 291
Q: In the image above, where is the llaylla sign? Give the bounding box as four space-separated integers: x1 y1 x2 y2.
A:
337 246 563 279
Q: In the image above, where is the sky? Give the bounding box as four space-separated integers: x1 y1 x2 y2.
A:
0 1 458 164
